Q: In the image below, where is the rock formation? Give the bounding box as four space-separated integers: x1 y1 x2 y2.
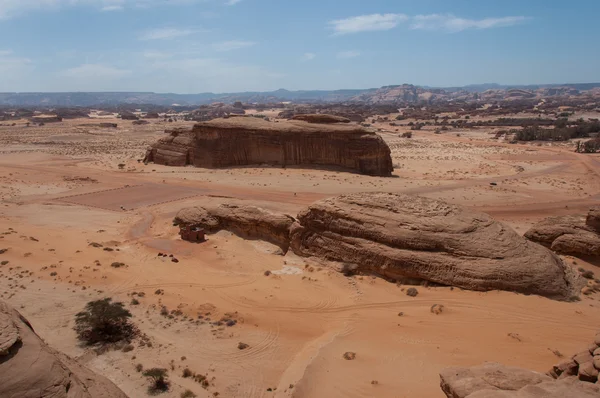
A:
175 203 295 252
524 206 600 256
291 114 350 123
440 331 600 397
0 300 128 398
144 117 394 176
290 193 579 300
176 193 580 300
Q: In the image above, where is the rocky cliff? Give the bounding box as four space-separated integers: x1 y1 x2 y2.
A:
143 117 394 176
0 300 128 398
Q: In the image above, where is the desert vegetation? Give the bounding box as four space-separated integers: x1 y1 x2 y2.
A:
74 298 136 345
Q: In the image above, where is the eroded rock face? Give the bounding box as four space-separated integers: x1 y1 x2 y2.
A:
289 193 579 300
0 300 128 398
144 117 394 176
524 207 600 256
175 203 295 252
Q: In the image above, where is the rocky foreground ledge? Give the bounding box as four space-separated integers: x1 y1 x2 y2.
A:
175 192 582 300
0 300 128 398
440 331 600 397
143 116 394 176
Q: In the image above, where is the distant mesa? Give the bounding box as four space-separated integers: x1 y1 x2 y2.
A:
175 193 581 301
143 116 394 176
291 114 350 124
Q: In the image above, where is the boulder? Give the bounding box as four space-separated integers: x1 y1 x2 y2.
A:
586 206 600 232
175 203 295 253
291 114 351 124
289 193 580 300
0 300 128 398
144 117 394 176
524 207 600 256
578 361 599 382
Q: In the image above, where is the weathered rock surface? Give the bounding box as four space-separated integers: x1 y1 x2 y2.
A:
441 363 600 398
0 300 128 398
524 207 600 256
289 193 579 300
440 363 551 398
144 117 394 176
175 203 295 252
291 114 350 124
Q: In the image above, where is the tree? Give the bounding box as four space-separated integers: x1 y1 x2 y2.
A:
74 298 135 345
143 368 170 394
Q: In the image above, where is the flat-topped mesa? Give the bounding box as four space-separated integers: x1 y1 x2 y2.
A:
143 117 394 176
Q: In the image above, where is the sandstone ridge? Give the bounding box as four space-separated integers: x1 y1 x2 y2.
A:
524 206 600 256
0 300 128 398
143 117 394 176
176 193 580 300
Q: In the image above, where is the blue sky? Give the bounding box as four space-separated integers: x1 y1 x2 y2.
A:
0 0 598 93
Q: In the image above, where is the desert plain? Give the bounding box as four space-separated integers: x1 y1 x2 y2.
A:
1 110 600 398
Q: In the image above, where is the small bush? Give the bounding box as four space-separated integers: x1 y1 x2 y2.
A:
136 363 144 372
581 270 595 279
182 368 193 378
181 390 197 398
131 298 140 305
406 287 418 297
143 368 170 394
111 262 125 268
74 298 136 345
122 344 135 352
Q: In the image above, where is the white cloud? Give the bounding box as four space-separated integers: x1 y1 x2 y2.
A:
138 27 197 40
411 14 529 32
61 64 131 79
337 50 360 59
328 13 529 35
0 49 13 56
302 52 316 61
329 13 408 35
212 40 256 51
101 5 123 11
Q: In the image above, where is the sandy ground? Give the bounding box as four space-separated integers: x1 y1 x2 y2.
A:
1 115 600 398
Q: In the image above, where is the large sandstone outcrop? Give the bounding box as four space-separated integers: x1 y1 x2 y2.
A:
0 300 128 398
174 203 295 252
176 193 580 300
143 117 394 176
524 206 600 256
289 193 579 300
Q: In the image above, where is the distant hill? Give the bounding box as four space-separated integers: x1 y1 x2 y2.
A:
1 82 599 107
